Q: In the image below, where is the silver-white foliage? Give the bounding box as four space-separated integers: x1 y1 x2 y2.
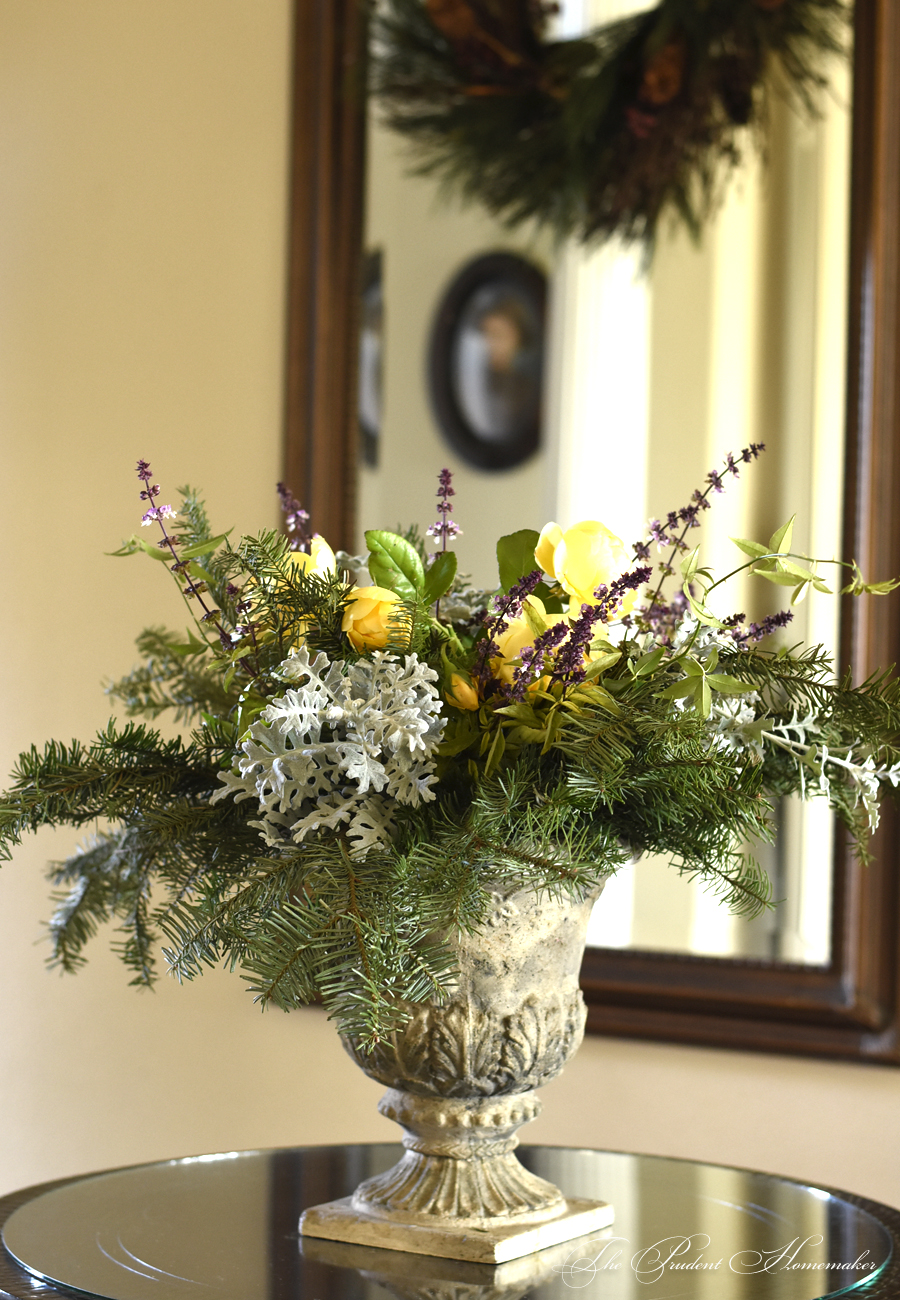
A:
707 692 765 755
667 617 900 829
760 709 900 831
212 648 445 856
706 698 900 831
439 570 493 625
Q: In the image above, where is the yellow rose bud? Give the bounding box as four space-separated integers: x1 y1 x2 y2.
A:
342 585 401 651
535 519 637 614
446 673 480 711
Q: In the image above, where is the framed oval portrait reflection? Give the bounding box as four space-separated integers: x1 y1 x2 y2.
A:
428 252 546 471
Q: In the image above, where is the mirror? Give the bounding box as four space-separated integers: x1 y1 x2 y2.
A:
284 0 900 1061
360 1 850 969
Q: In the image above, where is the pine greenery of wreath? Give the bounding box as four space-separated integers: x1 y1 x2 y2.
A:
370 0 849 246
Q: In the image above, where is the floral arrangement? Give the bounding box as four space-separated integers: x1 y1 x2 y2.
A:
371 0 847 246
1 450 898 1047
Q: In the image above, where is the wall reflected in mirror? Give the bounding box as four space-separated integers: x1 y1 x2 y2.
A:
358 3 851 967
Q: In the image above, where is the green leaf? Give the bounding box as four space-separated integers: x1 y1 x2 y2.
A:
483 723 506 776
706 673 756 695
178 531 231 559
522 600 547 637
134 537 172 562
438 714 481 756
507 724 549 745
168 631 208 657
841 561 900 596
365 530 425 600
541 708 563 754
423 550 457 605
752 569 805 587
495 702 542 726
656 678 699 701
497 530 540 592
533 581 564 613
731 536 769 559
584 648 621 678
187 561 215 584
683 589 726 628
699 678 712 718
634 647 665 677
107 536 143 558
768 515 795 554
680 546 702 582
774 558 818 580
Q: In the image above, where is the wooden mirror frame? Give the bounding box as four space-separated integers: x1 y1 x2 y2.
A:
283 0 900 1063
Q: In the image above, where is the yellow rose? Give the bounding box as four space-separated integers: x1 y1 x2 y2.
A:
492 596 570 685
536 519 638 614
246 536 337 650
286 535 336 580
446 673 480 711
342 585 401 651
259 536 338 649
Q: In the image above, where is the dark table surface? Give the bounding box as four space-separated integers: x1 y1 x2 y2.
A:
1 1144 898 1300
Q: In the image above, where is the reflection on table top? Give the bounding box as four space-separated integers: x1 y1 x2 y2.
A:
0 1145 897 1300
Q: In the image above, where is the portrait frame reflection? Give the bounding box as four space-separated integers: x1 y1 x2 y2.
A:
428 251 546 471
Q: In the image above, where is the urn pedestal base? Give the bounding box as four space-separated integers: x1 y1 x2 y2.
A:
299 1193 613 1264
299 1087 613 1263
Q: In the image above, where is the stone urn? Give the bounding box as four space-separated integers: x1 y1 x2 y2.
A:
300 883 613 1263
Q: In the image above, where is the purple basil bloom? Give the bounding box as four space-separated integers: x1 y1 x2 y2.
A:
633 445 767 607
140 503 176 526
426 467 461 549
473 569 543 691
593 565 652 622
276 482 312 552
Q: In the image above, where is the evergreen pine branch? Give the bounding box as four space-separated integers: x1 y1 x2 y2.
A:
0 722 226 857
107 627 236 723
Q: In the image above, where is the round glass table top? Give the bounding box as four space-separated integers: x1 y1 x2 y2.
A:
0 1144 892 1300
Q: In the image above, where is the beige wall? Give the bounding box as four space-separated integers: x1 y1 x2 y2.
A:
1 0 899 1218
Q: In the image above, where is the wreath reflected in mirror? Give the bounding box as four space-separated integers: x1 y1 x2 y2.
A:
370 0 849 246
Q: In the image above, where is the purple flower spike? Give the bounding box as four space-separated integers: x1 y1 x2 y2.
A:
633 445 767 608
505 568 543 612
140 503 177 527
592 565 652 623
426 467 461 550
276 482 312 552
509 620 569 697
728 608 794 646
133 458 226 641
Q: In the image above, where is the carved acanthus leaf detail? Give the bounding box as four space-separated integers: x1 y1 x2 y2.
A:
347 990 586 1097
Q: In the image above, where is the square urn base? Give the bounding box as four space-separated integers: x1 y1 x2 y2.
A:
299 1195 615 1264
